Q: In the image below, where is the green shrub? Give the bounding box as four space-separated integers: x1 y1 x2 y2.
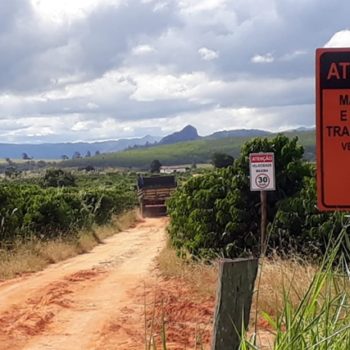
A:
167 135 328 259
42 168 76 187
0 171 137 246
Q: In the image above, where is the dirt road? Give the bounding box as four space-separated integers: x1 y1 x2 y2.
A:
0 218 170 350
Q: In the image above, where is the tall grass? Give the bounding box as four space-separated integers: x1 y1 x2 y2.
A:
154 229 350 349
243 230 350 350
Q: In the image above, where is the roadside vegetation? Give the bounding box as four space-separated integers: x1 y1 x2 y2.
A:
160 133 350 348
167 134 345 261
243 233 350 349
156 241 350 349
0 210 138 280
0 170 138 279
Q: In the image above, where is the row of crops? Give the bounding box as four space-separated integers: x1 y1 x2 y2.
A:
167 134 347 261
0 170 138 246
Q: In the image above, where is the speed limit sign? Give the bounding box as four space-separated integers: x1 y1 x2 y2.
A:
249 153 275 191
255 173 270 189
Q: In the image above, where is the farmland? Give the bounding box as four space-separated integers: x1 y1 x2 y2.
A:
1 133 350 349
0 170 137 248
167 133 343 261
58 130 316 169
0 131 315 173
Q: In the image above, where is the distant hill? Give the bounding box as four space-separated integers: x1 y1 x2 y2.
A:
205 129 271 140
61 130 316 169
283 126 316 133
0 135 160 160
0 125 316 162
159 125 200 145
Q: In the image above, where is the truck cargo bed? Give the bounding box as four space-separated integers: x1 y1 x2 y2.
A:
137 175 177 217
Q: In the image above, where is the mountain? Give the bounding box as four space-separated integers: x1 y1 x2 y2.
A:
283 126 316 133
159 125 200 145
60 130 315 170
205 128 271 140
0 135 160 160
0 124 315 160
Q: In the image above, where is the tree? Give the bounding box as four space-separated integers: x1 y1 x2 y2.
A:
150 159 162 173
42 169 76 187
95 150 100 156
61 155 69 160
37 160 47 168
167 134 311 259
5 166 20 178
5 158 13 165
85 151 91 158
22 152 31 160
72 151 81 159
78 165 95 172
211 152 234 168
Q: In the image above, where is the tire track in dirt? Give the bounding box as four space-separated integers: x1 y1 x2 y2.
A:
0 268 106 349
94 278 215 350
0 218 167 350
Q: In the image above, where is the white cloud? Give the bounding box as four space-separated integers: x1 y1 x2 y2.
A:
87 102 99 110
324 30 350 48
198 47 219 61
132 44 156 56
31 0 121 23
179 0 227 14
251 53 274 64
280 50 307 61
152 103 314 137
2 0 349 143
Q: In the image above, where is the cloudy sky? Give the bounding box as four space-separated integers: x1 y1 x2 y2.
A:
1 0 350 143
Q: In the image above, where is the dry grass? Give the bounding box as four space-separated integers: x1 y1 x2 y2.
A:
157 247 319 350
157 245 318 321
38 240 78 263
0 244 48 280
157 242 218 297
252 257 317 319
97 210 139 240
0 209 138 280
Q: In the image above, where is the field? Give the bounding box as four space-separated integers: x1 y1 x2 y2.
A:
0 170 138 249
0 131 315 172
59 130 316 169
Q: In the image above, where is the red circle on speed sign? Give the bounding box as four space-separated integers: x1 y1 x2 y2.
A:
255 173 270 189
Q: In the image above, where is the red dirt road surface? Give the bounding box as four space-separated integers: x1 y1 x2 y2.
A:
0 218 215 350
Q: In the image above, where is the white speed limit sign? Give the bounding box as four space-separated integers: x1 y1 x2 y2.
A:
255 173 270 189
249 153 275 191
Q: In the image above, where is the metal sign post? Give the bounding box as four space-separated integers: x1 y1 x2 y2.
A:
249 153 275 255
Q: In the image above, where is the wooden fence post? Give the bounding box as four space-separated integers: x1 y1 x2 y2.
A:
211 258 259 350
260 190 268 256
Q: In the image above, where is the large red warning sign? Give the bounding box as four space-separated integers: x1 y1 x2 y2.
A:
316 48 350 211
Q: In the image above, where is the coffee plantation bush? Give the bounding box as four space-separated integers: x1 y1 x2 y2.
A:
42 169 76 187
167 135 344 260
269 176 347 258
0 172 137 246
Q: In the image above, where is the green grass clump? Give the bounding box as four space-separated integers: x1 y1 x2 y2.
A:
242 230 350 350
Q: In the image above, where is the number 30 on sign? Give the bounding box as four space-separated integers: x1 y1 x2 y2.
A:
249 153 276 191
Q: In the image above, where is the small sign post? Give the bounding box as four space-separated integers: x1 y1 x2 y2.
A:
249 153 275 255
316 48 350 211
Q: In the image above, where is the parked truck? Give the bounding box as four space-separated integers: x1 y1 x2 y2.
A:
137 175 177 217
